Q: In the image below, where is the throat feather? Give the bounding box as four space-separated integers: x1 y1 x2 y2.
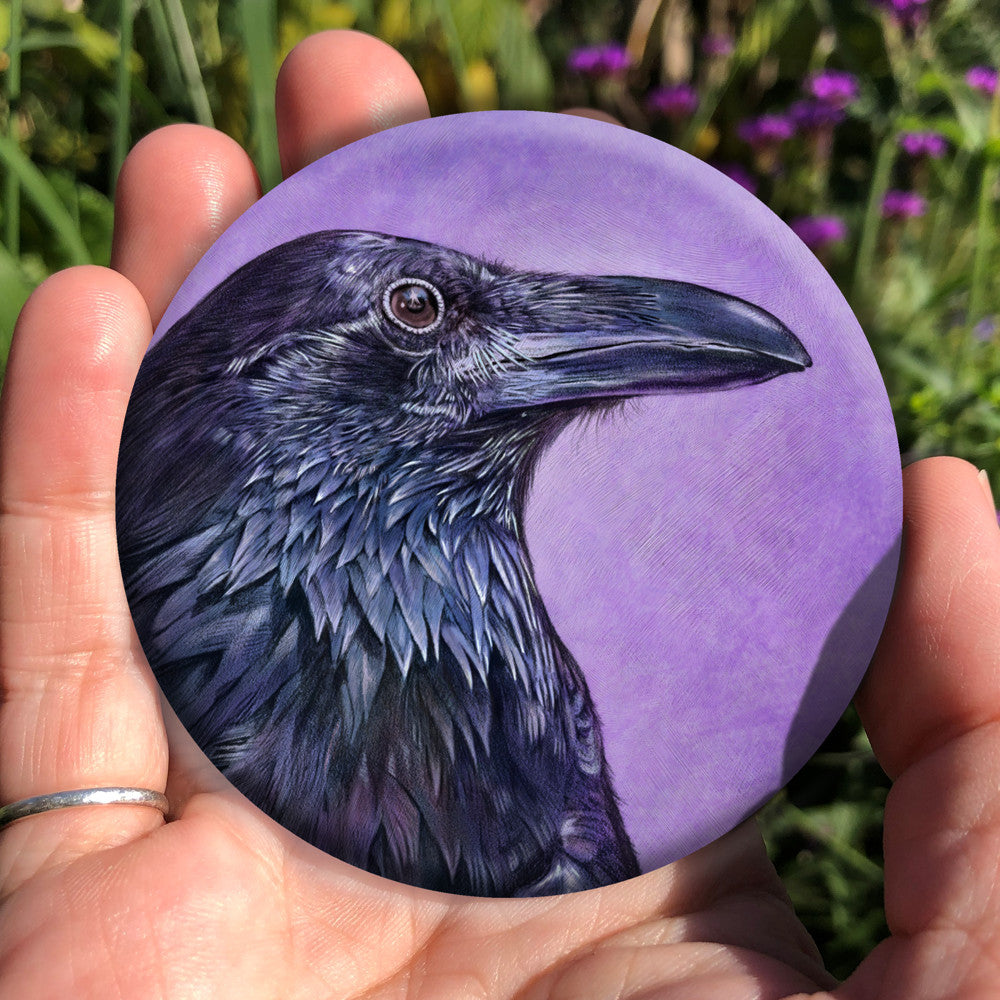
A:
283 472 561 718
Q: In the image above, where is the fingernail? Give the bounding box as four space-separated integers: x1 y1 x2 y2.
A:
979 469 998 519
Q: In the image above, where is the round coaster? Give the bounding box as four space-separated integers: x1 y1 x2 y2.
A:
117 111 901 896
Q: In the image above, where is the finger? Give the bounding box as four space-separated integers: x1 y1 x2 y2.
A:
0 267 167 890
848 458 1000 997
856 457 1000 778
561 107 624 125
159 695 232 805
275 29 429 176
111 124 261 327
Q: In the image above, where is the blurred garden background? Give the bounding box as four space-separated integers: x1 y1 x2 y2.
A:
3 0 1000 980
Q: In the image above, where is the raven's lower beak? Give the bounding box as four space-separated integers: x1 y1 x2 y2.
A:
480 276 810 412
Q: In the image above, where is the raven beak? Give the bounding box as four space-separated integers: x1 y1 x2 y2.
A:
481 276 811 411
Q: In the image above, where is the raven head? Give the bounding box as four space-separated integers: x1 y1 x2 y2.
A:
121 231 813 893
152 230 809 521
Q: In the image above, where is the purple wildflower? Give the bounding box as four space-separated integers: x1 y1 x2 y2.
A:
967 66 999 96
882 189 927 218
567 44 631 77
790 215 848 249
898 130 948 158
714 163 758 194
874 0 929 28
973 316 997 342
806 70 859 107
701 34 734 57
789 99 845 131
646 83 699 120
738 113 794 149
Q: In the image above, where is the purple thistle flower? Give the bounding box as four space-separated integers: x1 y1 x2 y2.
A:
713 162 758 194
967 66 999 96
882 189 927 218
898 130 948 158
567 43 631 78
738 113 794 149
646 83 699 120
790 215 848 250
806 70 859 108
701 34 735 57
789 99 846 131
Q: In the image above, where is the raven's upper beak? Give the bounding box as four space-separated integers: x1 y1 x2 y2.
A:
479 275 811 412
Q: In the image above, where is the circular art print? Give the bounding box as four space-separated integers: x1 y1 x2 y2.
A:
116 111 902 897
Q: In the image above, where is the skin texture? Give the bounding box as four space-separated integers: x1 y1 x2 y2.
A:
1 29 999 999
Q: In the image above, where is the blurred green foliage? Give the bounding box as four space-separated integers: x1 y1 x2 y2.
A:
3 0 1000 982
4 0 999 474
758 708 889 980
0 0 553 345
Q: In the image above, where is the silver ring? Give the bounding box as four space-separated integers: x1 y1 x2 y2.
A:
0 787 169 831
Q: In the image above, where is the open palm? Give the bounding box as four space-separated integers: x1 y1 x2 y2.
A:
2 31 999 1000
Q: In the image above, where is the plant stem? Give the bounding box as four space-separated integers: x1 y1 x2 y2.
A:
5 0 22 256
681 0 806 153
164 0 214 129
113 0 134 193
0 134 90 264
852 127 896 304
626 0 666 61
968 89 1000 327
146 0 187 102
781 800 884 880
927 146 969 275
237 0 280 190
430 0 471 109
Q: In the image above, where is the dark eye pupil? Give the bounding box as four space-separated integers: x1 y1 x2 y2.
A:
390 285 438 328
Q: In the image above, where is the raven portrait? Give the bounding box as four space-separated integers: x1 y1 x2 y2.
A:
117 230 811 897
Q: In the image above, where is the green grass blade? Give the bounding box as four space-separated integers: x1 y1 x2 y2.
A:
0 239 33 379
163 0 214 129
927 145 970 274
5 0 23 256
969 89 1000 327
851 127 897 304
143 0 187 102
237 0 281 191
495 0 552 109
0 135 91 265
430 0 469 105
18 29 96 53
112 0 135 193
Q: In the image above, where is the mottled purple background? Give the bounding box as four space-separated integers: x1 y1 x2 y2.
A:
154 111 902 872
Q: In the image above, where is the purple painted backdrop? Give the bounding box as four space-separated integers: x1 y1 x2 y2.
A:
154 111 902 872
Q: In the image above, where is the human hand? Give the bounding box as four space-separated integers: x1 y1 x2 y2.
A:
2 30 999 999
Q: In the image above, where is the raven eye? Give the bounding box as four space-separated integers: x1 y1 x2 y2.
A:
383 279 444 332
